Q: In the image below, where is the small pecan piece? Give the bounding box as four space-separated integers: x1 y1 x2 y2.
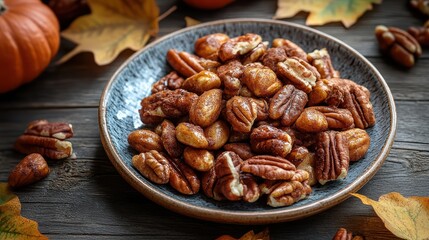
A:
226 96 258 133
181 70 221 95
341 128 370 162
216 60 244 98
151 71 184 94
295 108 328 133
194 33 230 61
201 167 218 199
139 89 198 125
168 157 200 195
15 135 73 160
8 153 50 188
375 25 422 68
241 64 282 97
160 120 184 158
215 151 244 201
24 120 73 140
183 147 214 172
167 49 220 77
287 147 317 186
272 38 307 61
277 58 319 93
132 150 170 184
240 173 260 203
223 143 254 160
175 122 209 148
315 131 350 185
307 106 354 130
128 129 163 153
269 85 308 126
204 120 230 150
189 89 222 127
218 33 262 62
250 125 293 158
266 180 312 207
307 48 340 79
241 155 296 180
242 41 268 64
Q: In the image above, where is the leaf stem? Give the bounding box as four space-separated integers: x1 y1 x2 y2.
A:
158 5 177 22
0 0 6 15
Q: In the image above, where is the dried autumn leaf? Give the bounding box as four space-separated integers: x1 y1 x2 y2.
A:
0 183 48 239
185 16 201 27
352 192 429 240
59 0 159 65
215 228 270 240
274 0 382 28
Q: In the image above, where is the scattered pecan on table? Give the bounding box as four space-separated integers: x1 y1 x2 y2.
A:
127 33 375 208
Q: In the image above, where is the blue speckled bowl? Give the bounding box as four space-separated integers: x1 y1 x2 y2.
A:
99 19 396 224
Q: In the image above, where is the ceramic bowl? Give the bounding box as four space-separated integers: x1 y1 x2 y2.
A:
99 19 396 224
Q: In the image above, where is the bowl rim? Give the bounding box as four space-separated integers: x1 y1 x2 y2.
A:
98 18 397 224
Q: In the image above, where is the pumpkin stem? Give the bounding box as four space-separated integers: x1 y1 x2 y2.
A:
0 0 6 14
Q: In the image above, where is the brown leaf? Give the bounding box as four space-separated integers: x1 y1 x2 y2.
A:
274 0 382 28
0 183 48 239
352 192 429 240
59 0 159 65
215 228 270 240
185 16 201 27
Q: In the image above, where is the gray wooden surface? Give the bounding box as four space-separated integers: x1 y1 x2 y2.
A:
0 0 428 239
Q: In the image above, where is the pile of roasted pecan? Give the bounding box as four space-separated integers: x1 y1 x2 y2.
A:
128 33 375 207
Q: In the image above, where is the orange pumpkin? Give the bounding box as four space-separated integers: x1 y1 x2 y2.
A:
183 0 234 10
0 0 60 93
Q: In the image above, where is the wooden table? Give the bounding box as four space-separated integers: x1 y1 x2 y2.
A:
1 0 428 239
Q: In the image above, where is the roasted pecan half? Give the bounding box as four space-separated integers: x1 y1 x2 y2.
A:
226 96 258 133
277 58 320 93
139 89 198 125
181 70 222 95
261 47 288 73
307 106 354 130
194 33 230 60
128 129 163 153
151 71 184 94
201 167 221 199
242 41 268 64
250 125 293 158
240 173 260 203
269 85 308 126
175 122 209 148
315 131 350 185
132 150 170 184
167 157 200 195
241 155 296 180
241 63 282 97
183 147 214 172
8 153 50 188
218 33 262 62
160 120 184 158
265 180 312 207
295 108 329 133
341 128 370 162
189 89 223 127
288 147 317 186
332 228 364 240
272 38 307 61
408 24 429 47
223 143 254 160
167 49 220 77
250 98 269 121
214 151 244 201
216 60 244 98
15 135 73 160
307 48 340 79
204 120 230 150
24 120 73 140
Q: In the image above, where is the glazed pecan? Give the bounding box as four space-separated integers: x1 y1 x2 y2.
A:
261 47 288 73
269 85 308 126
189 89 223 127
15 135 73 160
240 173 260 203
226 96 258 133
218 33 262 62
375 25 422 68
183 147 214 172
277 57 320 93
308 80 332 106
181 70 222 95
242 41 268 64
250 98 269 121
8 153 50 188
132 150 170 184
265 180 312 207
410 0 429 16
341 128 370 162
250 125 293 158
214 151 244 201
307 48 340 79
241 155 296 180
272 38 307 61
175 122 209 148
151 71 184 94
216 60 244 98
295 108 328 133
204 120 230 150
408 24 429 47
315 131 350 185
160 120 184 158
201 167 220 199
288 147 317 186
241 64 282 97
25 120 73 140
167 49 220 77
340 82 376 129
332 228 364 240
223 143 254 160
168 157 200 195
128 129 163 153
228 130 251 143
307 106 354 130
139 89 198 125
194 33 230 60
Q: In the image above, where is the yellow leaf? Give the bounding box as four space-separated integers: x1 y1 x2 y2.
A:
59 0 159 65
185 16 201 27
0 183 48 240
352 192 429 240
274 0 382 28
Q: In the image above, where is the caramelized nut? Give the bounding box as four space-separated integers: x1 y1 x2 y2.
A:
128 129 163 153
189 89 223 127
250 125 293 158
160 120 184 158
183 147 215 172
168 157 200 195
241 64 282 97
25 120 73 140
223 143 254 160
132 150 170 184
8 153 50 188
194 33 230 60
219 33 262 62
295 109 329 133
15 135 73 160
175 122 209 148
182 70 222 95
226 96 258 133
269 85 308 126
341 128 370 162
204 120 230 150
272 38 307 61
